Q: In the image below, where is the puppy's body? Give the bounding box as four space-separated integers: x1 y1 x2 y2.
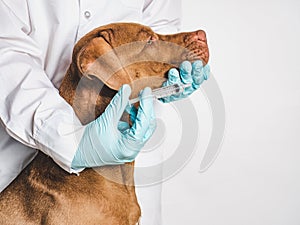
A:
0 23 209 225
0 154 139 225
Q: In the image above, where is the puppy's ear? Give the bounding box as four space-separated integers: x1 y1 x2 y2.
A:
77 35 132 91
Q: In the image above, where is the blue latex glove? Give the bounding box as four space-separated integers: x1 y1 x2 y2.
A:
160 60 210 103
71 84 156 169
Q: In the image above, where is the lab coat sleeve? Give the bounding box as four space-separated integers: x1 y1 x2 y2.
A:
142 0 182 33
0 2 84 173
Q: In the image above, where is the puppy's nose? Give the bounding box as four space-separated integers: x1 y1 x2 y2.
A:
184 30 209 64
190 30 207 42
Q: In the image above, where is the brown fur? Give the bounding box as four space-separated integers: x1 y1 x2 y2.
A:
0 23 209 225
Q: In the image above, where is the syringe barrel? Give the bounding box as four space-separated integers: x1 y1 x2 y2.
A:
128 83 192 105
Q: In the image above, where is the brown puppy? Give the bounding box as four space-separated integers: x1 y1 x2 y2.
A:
0 23 209 225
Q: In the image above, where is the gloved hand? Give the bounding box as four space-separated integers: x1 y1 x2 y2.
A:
71 84 156 169
160 60 210 103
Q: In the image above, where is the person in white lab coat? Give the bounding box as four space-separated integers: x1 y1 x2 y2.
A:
0 1 209 224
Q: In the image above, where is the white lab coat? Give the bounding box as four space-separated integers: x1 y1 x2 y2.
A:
0 0 181 224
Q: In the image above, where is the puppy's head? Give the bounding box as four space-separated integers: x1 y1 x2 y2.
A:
73 23 209 98
61 23 209 124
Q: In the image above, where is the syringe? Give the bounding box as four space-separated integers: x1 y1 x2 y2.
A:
129 83 192 105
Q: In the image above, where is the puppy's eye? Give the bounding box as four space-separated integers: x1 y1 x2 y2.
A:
146 37 153 45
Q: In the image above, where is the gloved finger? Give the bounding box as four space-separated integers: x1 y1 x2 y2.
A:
203 64 211 80
104 84 131 125
121 100 156 161
142 113 156 142
190 60 204 90
192 62 210 90
179 61 193 84
160 69 181 103
179 61 196 96
128 87 156 141
163 68 181 87
141 93 156 141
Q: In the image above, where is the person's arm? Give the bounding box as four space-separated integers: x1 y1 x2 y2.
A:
0 2 84 173
0 2 157 173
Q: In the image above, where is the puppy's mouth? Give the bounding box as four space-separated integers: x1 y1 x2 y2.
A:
145 40 208 66
179 42 208 65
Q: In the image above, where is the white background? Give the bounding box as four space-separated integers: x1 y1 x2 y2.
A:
162 0 300 224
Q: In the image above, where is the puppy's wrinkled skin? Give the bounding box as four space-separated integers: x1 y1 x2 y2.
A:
0 23 209 225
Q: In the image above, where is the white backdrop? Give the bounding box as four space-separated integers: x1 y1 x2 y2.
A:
162 0 300 224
